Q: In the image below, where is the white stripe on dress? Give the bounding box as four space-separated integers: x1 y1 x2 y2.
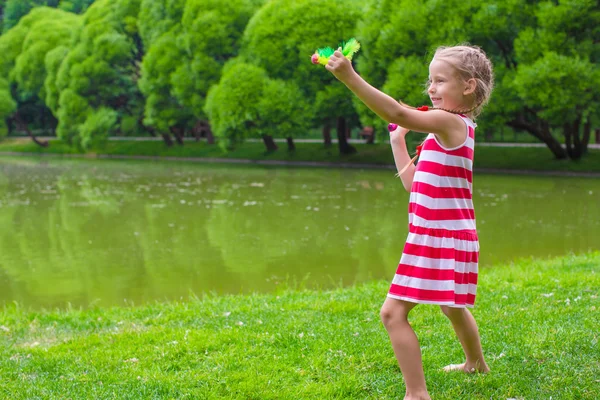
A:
418 150 473 170
409 193 474 211
399 254 478 272
413 171 472 190
405 232 479 251
409 214 477 232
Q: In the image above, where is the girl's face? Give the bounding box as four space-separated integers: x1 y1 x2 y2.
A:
427 58 473 111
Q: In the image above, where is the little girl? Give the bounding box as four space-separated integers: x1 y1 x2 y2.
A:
326 45 494 400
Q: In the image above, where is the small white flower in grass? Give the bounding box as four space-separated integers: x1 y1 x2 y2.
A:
257 320 263 324
541 293 554 297
236 321 244 326
0 325 9 332
354 332 359 337
502 295 508 299
298 332 304 338
223 312 231 317
124 358 139 363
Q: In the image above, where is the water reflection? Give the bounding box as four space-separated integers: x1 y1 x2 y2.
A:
0 157 597 309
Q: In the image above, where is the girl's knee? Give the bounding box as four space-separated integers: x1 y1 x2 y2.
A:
380 299 410 327
440 305 466 319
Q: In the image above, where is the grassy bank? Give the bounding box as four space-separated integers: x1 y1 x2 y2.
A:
1 138 600 174
1 253 599 399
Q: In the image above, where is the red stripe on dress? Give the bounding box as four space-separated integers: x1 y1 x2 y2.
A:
408 224 478 240
409 203 475 222
388 284 476 305
395 264 478 284
416 161 473 183
411 182 472 200
403 242 479 262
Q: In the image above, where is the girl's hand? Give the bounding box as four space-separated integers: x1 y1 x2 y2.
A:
389 125 410 145
325 48 355 82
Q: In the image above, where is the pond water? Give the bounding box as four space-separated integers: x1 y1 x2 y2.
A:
0 157 598 309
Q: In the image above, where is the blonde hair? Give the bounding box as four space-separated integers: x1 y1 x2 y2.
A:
427 44 494 118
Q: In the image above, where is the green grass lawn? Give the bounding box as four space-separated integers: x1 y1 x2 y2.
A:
1 138 600 174
1 252 599 399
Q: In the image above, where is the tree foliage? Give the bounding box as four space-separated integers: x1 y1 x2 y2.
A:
205 60 310 149
171 0 264 121
52 0 143 148
357 0 599 159
0 78 16 137
137 0 189 139
242 0 363 130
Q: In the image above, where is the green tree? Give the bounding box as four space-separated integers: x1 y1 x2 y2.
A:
205 60 311 151
0 78 16 137
511 0 600 159
137 0 190 146
0 7 78 144
52 0 145 149
241 0 363 154
169 0 265 145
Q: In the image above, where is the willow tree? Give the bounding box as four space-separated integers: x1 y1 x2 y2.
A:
205 60 310 152
241 0 363 154
137 0 191 145
168 0 265 145
51 0 145 149
0 7 79 145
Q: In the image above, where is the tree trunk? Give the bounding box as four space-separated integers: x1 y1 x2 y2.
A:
193 120 215 145
13 112 48 147
161 133 174 147
336 117 356 154
322 124 332 147
564 119 582 160
507 112 567 159
595 128 600 145
262 134 278 152
581 119 591 155
346 124 351 139
205 128 215 145
170 126 184 145
286 136 295 151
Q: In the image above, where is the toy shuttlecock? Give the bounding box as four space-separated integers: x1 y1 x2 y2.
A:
311 38 361 66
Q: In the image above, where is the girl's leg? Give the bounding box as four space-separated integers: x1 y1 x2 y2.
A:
380 297 431 400
439 306 490 373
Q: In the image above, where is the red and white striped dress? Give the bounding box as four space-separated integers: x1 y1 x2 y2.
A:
388 115 479 308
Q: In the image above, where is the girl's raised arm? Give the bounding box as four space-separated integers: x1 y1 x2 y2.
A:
325 50 465 145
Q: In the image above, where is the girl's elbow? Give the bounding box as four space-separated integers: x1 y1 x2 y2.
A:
389 107 408 125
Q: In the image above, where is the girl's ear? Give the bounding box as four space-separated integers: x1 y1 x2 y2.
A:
463 78 476 96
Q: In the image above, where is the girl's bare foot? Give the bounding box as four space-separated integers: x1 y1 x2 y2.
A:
404 392 431 400
442 362 490 373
